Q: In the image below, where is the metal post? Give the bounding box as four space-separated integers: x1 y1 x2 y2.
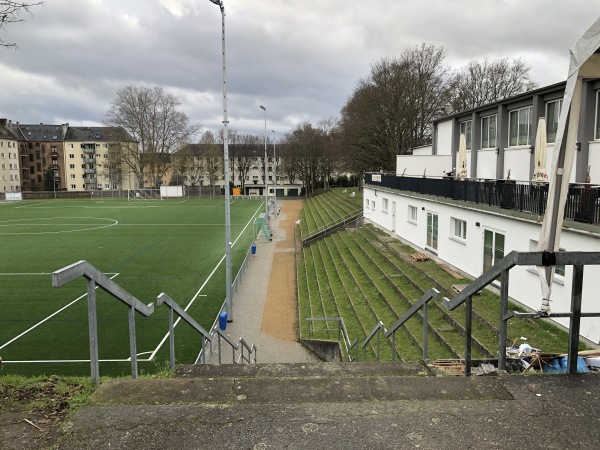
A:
218 334 222 364
465 295 472 377
568 265 584 374
423 302 429 360
498 269 509 371
391 332 396 362
260 105 268 217
272 130 277 211
128 305 138 379
168 307 175 371
376 327 380 362
209 0 233 322
86 278 100 385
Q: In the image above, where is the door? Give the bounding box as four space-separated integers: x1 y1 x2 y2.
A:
483 229 505 273
391 201 396 233
426 212 438 251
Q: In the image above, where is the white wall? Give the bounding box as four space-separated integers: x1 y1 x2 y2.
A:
476 149 497 179
412 146 433 155
436 120 453 155
585 141 600 183
364 185 600 344
503 147 530 180
395 155 452 178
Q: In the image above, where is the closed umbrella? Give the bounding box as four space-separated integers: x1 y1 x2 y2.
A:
532 117 548 184
457 134 468 180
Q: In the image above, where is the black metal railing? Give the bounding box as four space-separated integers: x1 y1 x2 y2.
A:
365 173 600 224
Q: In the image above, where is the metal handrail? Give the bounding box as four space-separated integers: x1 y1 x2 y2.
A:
302 208 363 240
52 260 155 385
156 293 212 370
441 251 600 376
214 328 239 364
360 321 386 362
305 317 358 361
385 288 441 362
238 337 257 364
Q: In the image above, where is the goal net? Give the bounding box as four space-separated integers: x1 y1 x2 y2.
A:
127 189 161 201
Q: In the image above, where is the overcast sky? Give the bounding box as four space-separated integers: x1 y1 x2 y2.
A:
1 0 599 139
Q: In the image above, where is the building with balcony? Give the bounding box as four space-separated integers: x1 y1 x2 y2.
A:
364 73 600 344
63 127 138 192
0 119 21 193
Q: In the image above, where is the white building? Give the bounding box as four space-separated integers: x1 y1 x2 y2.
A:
0 119 21 193
364 77 600 345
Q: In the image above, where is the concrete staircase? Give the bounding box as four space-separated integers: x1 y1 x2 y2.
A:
58 362 600 449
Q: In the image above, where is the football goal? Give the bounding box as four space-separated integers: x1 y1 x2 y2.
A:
127 189 161 200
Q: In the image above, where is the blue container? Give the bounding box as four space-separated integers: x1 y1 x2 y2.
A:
251 243 257 255
219 311 228 330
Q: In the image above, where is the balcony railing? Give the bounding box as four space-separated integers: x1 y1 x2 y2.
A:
365 173 600 224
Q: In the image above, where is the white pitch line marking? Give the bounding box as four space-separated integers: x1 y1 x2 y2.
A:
0 273 119 351
148 203 263 360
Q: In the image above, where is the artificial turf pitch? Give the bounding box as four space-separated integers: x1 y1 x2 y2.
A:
0 197 262 376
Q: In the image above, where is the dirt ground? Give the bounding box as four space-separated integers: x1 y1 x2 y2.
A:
260 200 302 342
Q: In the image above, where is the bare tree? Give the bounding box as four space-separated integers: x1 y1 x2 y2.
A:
200 131 222 196
340 44 451 173
0 1 43 48
235 133 261 192
105 86 200 188
448 57 537 113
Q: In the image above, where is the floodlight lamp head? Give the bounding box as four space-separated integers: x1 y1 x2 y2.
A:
259 105 266 111
208 0 222 6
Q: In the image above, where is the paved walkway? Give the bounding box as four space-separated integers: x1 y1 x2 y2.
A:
209 202 319 364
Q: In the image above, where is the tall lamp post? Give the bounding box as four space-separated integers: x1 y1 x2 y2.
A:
259 105 268 217
208 0 233 321
271 130 277 211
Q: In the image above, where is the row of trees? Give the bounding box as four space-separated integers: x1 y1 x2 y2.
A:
103 45 537 194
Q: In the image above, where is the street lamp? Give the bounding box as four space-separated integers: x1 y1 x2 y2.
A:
271 130 277 211
208 0 233 322
259 105 268 217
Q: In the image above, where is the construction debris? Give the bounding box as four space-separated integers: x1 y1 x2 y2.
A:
410 252 430 262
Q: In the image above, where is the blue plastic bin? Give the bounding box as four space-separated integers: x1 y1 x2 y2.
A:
219 311 228 330
251 243 256 255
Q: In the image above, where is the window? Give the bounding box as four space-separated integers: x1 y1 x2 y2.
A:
408 205 417 223
509 106 532 146
481 115 497 149
426 212 438 251
595 91 600 140
546 99 562 143
70 174 75 179
69 154 75 159
529 240 565 279
69 164 75 169
382 198 389 213
69 144 74 149
483 230 505 273
0 152 4 158
451 218 467 241
71 184 76 189
371 200 375 211
459 120 472 150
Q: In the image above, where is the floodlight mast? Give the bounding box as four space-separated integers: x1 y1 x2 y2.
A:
259 105 268 217
208 0 232 321
272 130 277 211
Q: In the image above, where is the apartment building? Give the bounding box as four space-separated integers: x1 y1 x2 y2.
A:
63 127 138 192
0 119 21 193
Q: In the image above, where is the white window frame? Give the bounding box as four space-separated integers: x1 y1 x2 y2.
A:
481 115 497 149
459 120 472 150
370 200 375 211
408 205 417 224
546 99 562 144
382 198 389 213
595 90 600 140
450 217 467 243
509 106 532 147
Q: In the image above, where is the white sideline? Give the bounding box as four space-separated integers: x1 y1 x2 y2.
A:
148 202 264 361
0 274 119 352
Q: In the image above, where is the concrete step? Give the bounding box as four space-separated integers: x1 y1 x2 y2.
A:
58 363 600 450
